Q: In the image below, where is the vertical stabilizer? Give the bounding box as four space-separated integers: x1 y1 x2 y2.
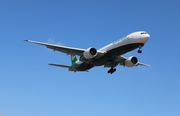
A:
71 55 78 65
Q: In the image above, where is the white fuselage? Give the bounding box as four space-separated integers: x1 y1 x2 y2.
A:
99 31 150 52
74 31 150 67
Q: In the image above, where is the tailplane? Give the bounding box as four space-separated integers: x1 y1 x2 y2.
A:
49 55 78 70
49 63 71 68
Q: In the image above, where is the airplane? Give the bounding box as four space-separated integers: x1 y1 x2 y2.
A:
25 31 150 74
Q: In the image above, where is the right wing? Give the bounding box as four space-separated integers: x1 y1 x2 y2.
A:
25 40 106 57
25 40 85 56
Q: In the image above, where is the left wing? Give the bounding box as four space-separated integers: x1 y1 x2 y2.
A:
118 56 150 66
25 40 86 56
104 56 150 68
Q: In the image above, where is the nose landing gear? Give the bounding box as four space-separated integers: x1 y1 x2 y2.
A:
138 45 142 54
138 49 142 54
108 68 116 74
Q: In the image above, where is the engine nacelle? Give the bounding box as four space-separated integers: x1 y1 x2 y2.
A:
83 47 97 59
125 56 138 67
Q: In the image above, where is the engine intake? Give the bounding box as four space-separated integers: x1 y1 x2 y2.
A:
125 56 138 67
83 47 97 59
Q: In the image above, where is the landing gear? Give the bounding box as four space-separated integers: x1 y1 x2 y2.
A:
138 49 142 54
108 68 116 74
138 45 142 54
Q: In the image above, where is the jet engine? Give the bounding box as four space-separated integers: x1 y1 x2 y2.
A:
125 56 138 67
83 47 97 59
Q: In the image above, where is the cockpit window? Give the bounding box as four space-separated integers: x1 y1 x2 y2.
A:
141 32 147 34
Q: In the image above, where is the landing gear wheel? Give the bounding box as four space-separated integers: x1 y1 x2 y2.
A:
108 68 116 74
138 49 142 54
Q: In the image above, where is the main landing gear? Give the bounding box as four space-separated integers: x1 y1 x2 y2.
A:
108 68 116 74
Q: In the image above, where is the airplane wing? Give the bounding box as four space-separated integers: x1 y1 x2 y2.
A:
25 40 85 56
104 56 150 68
137 62 150 66
118 56 150 66
25 40 106 57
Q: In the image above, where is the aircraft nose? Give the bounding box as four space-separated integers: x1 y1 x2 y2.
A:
146 33 150 39
142 33 150 43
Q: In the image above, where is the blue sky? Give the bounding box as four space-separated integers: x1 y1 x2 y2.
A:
0 0 180 116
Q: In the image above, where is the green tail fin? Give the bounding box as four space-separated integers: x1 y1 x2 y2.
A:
71 55 78 65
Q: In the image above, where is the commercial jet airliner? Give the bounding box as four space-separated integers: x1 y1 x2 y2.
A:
25 31 150 74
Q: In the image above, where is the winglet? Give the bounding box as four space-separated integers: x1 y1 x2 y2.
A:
24 40 34 43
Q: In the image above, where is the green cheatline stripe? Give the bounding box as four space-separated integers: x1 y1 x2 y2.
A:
112 36 126 44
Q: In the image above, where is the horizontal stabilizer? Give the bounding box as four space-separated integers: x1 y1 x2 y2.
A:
49 63 71 68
